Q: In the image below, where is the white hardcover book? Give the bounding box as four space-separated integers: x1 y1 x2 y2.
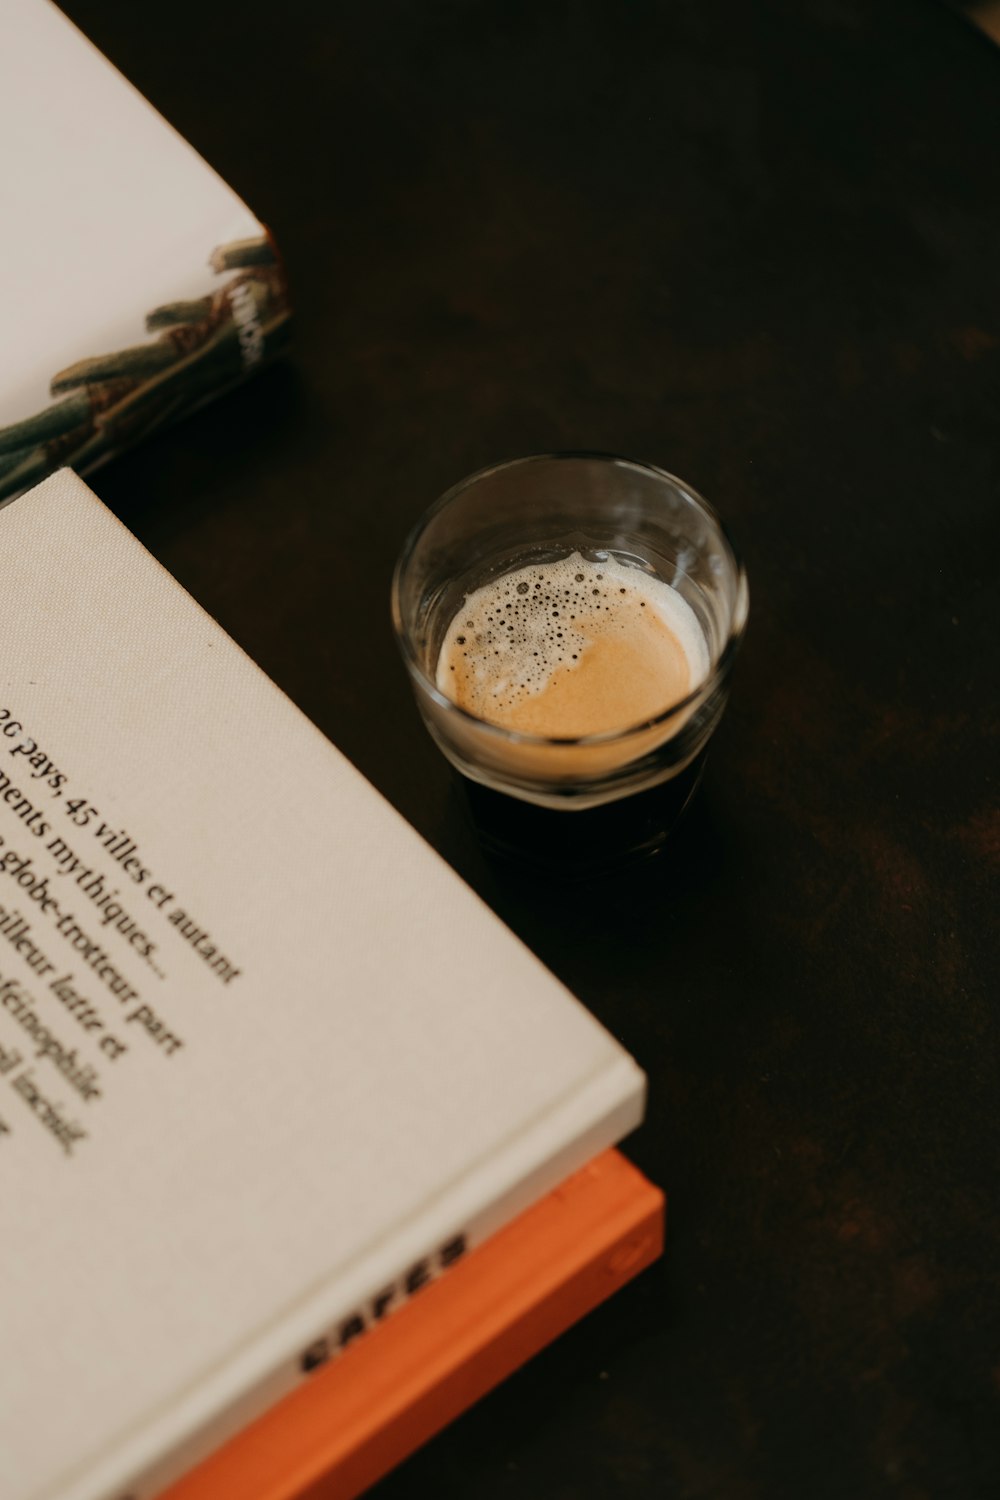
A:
0 471 645 1500
0 0 290 505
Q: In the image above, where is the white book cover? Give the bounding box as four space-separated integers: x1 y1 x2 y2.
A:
0 0 290 504
0 471 646 1500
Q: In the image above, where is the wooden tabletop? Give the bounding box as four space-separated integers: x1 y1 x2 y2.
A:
61 2 1000 1496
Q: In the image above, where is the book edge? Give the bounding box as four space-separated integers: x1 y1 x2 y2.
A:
162 1150 666 1500
45 1057 645 1500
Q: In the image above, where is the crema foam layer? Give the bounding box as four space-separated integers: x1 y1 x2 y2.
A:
436 552 709 739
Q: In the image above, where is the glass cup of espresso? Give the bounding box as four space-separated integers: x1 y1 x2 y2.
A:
392 453 748 874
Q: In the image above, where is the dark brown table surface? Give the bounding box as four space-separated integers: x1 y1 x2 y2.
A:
60 2 1000 1495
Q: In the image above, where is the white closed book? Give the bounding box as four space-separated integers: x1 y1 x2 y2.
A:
0 0 290 505
0 472 645 1500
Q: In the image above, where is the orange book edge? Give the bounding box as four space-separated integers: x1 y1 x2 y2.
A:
161 1149 665 1500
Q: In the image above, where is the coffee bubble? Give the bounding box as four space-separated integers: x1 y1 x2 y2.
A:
436 552 709 739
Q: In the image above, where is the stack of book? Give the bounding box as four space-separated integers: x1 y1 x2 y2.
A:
0 471 663 1499
0 5 665 1495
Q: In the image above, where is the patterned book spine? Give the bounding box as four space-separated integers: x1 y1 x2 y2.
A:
0 232 291 505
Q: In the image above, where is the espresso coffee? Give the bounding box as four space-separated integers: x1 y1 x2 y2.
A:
394 455 747 873
436 552 708 739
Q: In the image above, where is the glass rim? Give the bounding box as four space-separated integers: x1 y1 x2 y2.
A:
390 451 748 751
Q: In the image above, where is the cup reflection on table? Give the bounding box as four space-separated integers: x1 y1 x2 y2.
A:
392 453 748 875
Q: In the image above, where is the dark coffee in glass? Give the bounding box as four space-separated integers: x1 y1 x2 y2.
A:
392 455 747 872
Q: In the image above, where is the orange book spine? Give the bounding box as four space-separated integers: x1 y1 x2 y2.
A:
161 1149 664 1500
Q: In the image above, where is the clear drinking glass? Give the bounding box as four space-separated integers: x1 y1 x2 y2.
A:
391 453 748 871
